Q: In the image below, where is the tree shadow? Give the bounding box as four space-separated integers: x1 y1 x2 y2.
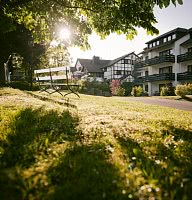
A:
182 96 192 102
27 92 77 108
117 135 192 199
0 107 80 199
44 143 128 200
0 107 79 168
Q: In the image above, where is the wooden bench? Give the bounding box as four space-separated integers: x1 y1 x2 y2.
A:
34 66 80 98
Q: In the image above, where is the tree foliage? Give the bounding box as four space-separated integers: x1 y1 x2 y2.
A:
1 0 183 48
38 44 71 69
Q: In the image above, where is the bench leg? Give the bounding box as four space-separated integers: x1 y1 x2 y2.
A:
64 86 80 98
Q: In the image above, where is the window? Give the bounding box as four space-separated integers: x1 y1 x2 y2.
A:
159 66 172 74
124 59 131 64
145 85 148 92
188 65 192 72
126 71 131 75
168 36 172 41
172 34 176 39
188 47 192 53
156 40 160 45
163 38 167 43
114 70 122 75
159 49 173 56
153 42 156 47
103 67 107 72
121 59 131 64
137 72 142 77
145 71 149 76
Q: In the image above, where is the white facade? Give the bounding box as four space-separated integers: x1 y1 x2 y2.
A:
103 53 138 81
135 28 192 96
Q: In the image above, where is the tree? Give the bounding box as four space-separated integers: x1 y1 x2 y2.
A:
0 24 45 85
2 0 183 47
0 0 183 84
38 44 71 69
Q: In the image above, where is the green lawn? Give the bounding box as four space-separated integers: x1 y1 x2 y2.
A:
0 87 192 200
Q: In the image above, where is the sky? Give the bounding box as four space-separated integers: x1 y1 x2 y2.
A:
69 0 192 65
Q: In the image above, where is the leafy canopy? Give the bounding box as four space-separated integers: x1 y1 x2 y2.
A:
2 0 183 48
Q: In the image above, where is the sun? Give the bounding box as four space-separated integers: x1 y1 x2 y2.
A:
59 28 71 40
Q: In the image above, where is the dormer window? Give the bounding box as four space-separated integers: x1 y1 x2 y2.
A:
168 35 172 41
172 34 176 39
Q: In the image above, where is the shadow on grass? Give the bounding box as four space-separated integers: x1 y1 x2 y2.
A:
182 96 192 102
27 92 77 108
45 144 128 200
0 107 80 199
0 107 129 200
0 107 79 168
177 96 192 102
117 135 192 199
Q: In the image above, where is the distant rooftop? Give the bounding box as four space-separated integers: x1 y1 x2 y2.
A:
76 56 111 72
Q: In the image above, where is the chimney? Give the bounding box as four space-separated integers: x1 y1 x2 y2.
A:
92 56 100 64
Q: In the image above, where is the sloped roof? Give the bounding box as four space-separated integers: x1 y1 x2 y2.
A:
76 58 111 73
102 52 138 68
146 27 188 44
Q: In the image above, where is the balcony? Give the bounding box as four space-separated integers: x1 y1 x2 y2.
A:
177 71 192 80
177 52 192 63
134 76 145 83
134 55 175 69
134 73 175 83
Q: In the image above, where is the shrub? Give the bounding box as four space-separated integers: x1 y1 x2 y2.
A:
121 82 134 96
110 80 121 96
116 87 125 96
131 86 143 97
175 83 192 97
8 81 39 91
187 83 192 94
160 86 169 96
78 80 110 95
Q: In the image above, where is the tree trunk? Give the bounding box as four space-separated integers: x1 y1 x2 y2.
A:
0 60 5 85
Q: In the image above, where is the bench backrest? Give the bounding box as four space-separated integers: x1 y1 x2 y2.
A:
34 66 72 82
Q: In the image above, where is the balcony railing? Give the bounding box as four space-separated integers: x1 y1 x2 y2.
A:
177 52 192 63
134 55 175 69
177 71 192 80
134 73 175 83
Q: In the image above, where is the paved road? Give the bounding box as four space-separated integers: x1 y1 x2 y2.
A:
119 97 192 111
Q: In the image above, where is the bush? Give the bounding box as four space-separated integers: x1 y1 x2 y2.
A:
131 86 143 97
160 86 169 96
175 84 192 97
109 80 125 96
78 80 110 95
8 81 39 91
121 82 134 96
110 80 121 95
116 87 125 96
187 83 192 94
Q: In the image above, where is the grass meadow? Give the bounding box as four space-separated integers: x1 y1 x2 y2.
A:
0 87 192 200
